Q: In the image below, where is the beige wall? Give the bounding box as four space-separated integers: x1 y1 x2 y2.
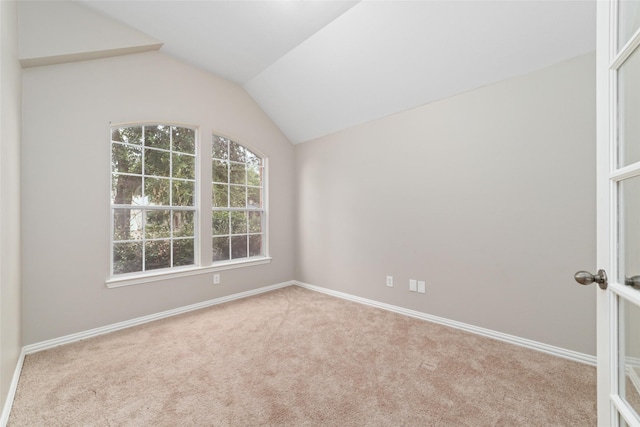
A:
1 0 22 408
18 0 597 359
21 51 295 344
295 53 597 355
18 1 161 68
18 0 158 58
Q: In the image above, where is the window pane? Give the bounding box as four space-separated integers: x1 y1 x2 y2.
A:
245 149 261 167
146 210 171 239
229 140 246 162
247 187 261 208
620 413 630 427
144 125 170 149
112 126 142 145
229 163 246 185
144 177 170 206
173 210 195 238
212 136 228 160
173 153 195 179
145 148 170 177
172 127 195 154
248 211 262 233
173 238 194 267
111 175 142 205
212 211 230 236
213 160 229 183
213 236 230 262
210 134 267 265
618 46 640 167
113 208 143 241
231 211 247 234
112 143 142 174
131 210 144 239
231 235 248 259
230 185 246 208
145 240 171 270
618 298 640 418
618 176 640 287
113 242 142 274
213 184 229 207
247 165 261 186
172 180 194 206
249 234 262 257
619 1 640 51
112 124 202 276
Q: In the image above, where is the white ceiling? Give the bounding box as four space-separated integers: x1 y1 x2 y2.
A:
80 0 596 144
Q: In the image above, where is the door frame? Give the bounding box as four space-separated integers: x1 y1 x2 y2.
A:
597 1 640 425
596 0 611 423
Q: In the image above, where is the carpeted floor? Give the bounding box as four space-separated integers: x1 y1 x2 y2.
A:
9 286 596 426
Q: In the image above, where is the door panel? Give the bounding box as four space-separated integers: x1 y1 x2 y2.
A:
598 1 640 426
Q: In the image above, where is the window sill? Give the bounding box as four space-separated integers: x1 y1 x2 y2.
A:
105 257 272 289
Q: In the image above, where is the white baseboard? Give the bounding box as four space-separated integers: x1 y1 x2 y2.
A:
24 279 595 364
23 280 294 355
294 281 597 366
3 278 595 426
1 348 25 427
0 281 294 427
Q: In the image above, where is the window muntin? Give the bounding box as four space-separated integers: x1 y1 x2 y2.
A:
111 124 197 275
212 135 265 263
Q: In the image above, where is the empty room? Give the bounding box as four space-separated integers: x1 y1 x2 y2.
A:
1 0 639 425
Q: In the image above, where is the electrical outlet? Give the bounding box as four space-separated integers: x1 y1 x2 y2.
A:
386 276 393 287
213 274 220 285
417 281 426 294
409 279 417 292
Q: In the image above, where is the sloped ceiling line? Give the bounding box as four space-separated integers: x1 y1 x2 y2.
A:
63 0 595 145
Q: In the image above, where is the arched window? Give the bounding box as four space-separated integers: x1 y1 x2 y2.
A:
212 135 266 262
109 125 269 285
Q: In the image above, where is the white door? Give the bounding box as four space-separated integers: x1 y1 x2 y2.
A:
591 1 640 425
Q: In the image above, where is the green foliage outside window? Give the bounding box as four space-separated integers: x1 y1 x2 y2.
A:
111 124 196 275
212 135 264 262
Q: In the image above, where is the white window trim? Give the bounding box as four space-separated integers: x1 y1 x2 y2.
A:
105 257 272 288
110 122 199 277
211 137 269 265
108 124 270 288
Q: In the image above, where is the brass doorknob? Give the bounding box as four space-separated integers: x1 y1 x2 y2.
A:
574 269 608 290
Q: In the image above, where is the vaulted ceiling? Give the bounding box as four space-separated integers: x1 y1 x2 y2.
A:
79 1 596 144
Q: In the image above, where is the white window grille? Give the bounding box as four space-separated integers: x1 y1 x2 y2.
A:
111 124 197 276
212 135 266 262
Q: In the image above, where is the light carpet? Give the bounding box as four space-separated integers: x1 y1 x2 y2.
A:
8 286 596 426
